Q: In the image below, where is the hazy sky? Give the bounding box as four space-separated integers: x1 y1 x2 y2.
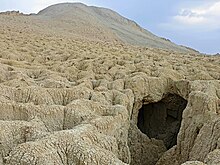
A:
1 0 220 54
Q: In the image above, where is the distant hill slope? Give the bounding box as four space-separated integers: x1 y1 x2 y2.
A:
37 3 197 53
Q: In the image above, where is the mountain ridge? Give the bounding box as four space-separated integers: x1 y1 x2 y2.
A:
36 3 198 53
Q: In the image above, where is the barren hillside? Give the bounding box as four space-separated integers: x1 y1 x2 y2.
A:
38 3 197 52
0 3 219 165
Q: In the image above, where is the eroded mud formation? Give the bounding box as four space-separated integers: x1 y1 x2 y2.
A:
0 5 220 165
137 94 187 149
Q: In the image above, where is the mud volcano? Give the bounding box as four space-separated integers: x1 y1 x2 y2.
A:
0 2 220 165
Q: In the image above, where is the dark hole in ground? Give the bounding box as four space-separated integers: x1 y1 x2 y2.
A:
137 93 187 149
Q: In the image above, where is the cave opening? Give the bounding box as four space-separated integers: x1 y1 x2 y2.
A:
137 93 187 149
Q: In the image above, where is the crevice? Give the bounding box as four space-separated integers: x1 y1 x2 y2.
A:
137 93 187 149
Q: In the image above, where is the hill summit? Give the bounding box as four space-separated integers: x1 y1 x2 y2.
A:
36 3 196 53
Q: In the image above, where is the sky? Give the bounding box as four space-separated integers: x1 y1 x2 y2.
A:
1 0 220 54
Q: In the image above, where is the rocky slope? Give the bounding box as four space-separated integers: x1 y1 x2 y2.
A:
0 3 219 165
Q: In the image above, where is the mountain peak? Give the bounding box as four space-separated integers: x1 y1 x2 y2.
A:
35 3 197 53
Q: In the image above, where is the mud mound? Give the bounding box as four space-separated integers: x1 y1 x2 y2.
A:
37 3 196 52
0 3 220 165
